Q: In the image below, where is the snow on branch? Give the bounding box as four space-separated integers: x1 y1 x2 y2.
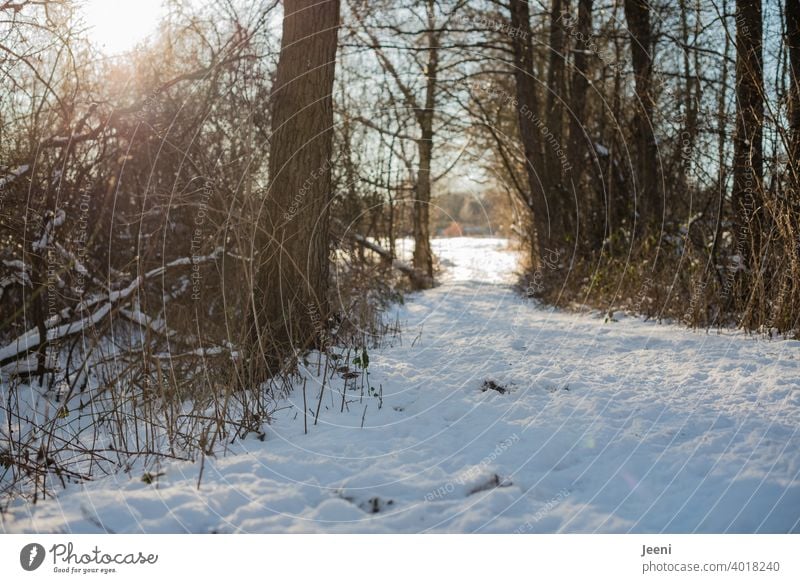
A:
76 248 226 313
0 248 227 367
0 164 29 189
337 224 432 288
0 164 30 190
32 208 66 252
0 259 31 301
118 307 176 338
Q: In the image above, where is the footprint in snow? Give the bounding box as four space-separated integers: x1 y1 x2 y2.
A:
481 379 512 394
359 496 394 514
467 473 513 496
339 493 395 514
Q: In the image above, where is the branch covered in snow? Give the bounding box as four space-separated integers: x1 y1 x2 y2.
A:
350 233 425 280
118 307 176 338
0 248 227 367
0 259 31 301
332 220 431 287
0 164 29 189
32 208 66 252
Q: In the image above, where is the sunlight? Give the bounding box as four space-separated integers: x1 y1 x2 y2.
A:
80 0 165 54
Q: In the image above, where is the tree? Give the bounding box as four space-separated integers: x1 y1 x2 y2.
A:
352 0 444 288
786 0 800 182
411 0 439 285
253 0 341 371
567 0 595 250
567 0 593 179
545 0 570 237
731 0 763 279
508 0 549 268
623 0 661 232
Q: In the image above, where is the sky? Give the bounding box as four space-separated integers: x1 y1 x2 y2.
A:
79 0 165 55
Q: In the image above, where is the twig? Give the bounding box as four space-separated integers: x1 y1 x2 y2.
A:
197 453 205 491
314 355 329 425
302 377 308 435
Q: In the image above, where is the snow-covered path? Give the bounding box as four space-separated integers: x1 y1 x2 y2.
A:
3 238 800 533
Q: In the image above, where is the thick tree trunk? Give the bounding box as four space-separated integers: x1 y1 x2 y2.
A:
509 0 549 268
732 0 763 270
254 0 340 372
623 0 660 230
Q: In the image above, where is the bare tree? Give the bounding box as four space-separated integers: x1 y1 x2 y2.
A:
786 0 800 180
545 0 570 237
411 0 439 285
732 0 763 278
350 0 448 287
253 0 341 371
567 0 593 179
623 0 660 231
564 0 597 252
508 0 549 268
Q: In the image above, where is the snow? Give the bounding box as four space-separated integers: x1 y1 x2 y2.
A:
32 208 66 252
594 142 609 156
0 259 31 300
0 164 29 189
0 303 113 364
3 237 799 533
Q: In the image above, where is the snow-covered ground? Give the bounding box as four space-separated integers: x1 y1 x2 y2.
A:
3 237 799 533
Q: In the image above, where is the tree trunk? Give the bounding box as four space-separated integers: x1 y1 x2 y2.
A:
411 0 438 287
787 0 800 182
509 0 549 268
711 0 732 284
253 0 340 373
545 0 570 240
623 0 660 231
568 0 593 249
732 0 764 272
413 125 435 284
678 0 700 181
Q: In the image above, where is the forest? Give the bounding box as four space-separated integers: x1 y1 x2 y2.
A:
0 0 798 534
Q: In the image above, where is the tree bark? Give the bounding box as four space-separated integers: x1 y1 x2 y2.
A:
732 0 764 271
623 0 660 230
678 0 700 180
411 0 438 285
711 0 732 284
568 0 593 247
509 0 549 267
545 0 570 239
786 0 800 182
254 0 340 372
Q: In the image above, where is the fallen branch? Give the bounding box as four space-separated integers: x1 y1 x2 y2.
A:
152 341 239 360
76 248 225 312
0 249 226 367
350 232 429 284
0 164 29 188
332 220 431 288
118 308 176 338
